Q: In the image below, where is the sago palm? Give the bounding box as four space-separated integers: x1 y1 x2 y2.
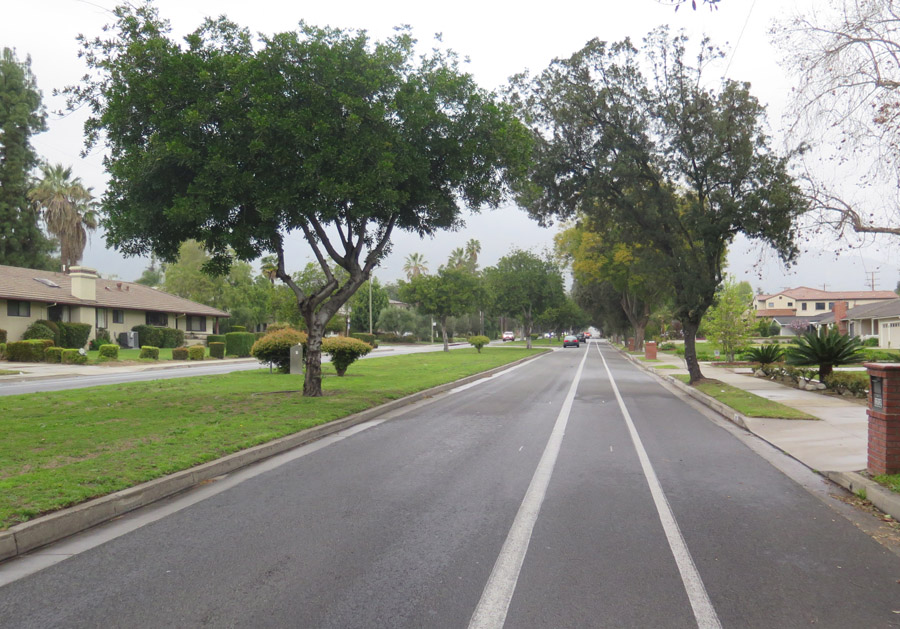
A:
745 343 784 367
786 327 866 381
28 164 97 269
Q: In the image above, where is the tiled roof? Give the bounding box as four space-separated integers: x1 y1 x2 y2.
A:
755 308 796 317
757 286 898 301
771 314 829 324
0 265 228 317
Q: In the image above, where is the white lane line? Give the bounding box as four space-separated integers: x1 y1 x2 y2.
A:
596 344 722 629
468 346 590 629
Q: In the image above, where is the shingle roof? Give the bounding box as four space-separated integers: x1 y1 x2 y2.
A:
757 286 898 301
0 265 228 317
818 298 900 324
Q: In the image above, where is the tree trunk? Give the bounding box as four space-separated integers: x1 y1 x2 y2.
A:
682 320 705 384
303 316 326 397
441 316 449 352
525 308 533 350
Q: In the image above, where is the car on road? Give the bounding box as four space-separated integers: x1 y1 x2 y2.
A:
502 331 515 342
576 332 586 342
583 331 591 339
563 334 580 348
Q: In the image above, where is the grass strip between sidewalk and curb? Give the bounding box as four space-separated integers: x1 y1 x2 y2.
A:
0 347 545 532
672 374 817 420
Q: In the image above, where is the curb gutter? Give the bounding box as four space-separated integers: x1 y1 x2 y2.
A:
0 350 548 563
615 347 900 522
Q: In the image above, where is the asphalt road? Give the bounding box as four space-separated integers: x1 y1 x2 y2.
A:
1 341 899 627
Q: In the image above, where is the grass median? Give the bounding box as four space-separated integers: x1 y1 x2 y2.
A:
673 374 816 420
0 347 545 530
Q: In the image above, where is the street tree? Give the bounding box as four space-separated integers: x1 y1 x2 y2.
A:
376 305 417 336
28 164 98 269
399 268 484 351
485 249 565 349
68 5 529 395
349 277 389 334
702 277 755 362
510 28 806 382
538 297 590 339
0 48 55 270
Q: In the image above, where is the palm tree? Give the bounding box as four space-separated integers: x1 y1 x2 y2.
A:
260 255 279 284
28 164 97 270
403 252 428 279
447 247 467 270
465 239 481 272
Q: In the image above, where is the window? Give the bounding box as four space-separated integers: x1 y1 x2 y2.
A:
768 302 774 308
187 315 207 332
7 300 30 317
801 303 808 311
815 302 826 310
146 311 168 327
113 309 124 324
787 302 793 307
96 308 107 330
828 302 834 309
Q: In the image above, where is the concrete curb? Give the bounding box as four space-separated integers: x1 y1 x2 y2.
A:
614 347 900 522
0 350 548 563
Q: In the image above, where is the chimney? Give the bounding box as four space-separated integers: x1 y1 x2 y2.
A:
832 301 849 335
68 266 98 301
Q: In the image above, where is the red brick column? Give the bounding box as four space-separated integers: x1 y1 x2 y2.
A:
832 301 849 336
627 337 635 351
645 341 657 360
865 363 900 475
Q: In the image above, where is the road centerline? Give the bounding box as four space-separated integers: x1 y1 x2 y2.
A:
596 343 722 629
468 344 590 629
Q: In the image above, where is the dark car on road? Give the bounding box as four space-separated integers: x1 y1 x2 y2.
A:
576 332 586 342
563 334 580 348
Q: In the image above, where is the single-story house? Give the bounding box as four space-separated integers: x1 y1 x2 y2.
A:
1 264 228 346
754 287 898 319
816 299 900 348
768 313 829 337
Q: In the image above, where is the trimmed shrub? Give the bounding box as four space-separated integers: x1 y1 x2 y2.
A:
6 339 54 362
209 342 225 359
23 322 56 341
61 349 88 364
161 327 184 348
225 331 256 357
207 334 226 346
44 346 64 363
823 372 869 396
99 344 119 360
263 323 297 335
0 328 6 344
35 319 60 345
250 329 308 373
231 325 247 332
89 328 113 351
0 342 6 360
863 348 900 362
188 345 205 360
658 342 676 351
376 332 417 344
139 346 160 360
863 337 879 347
468 335 490 353
133 325 162 348
172 347 189 361
322 337 372 376
58 322 92 349
351 333 377 346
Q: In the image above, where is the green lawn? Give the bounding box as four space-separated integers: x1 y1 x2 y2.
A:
874 473 900 495
652 364 681 369
0 370 21 376
673 374 816 420
85 347 205 362
0 347 545 530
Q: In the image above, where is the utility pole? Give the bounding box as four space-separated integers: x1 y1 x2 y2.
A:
368 280 373 335
869 270 879 291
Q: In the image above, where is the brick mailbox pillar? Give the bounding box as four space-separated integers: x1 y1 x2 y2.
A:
628 337 635 351
865 363 900 475
645 341 657 360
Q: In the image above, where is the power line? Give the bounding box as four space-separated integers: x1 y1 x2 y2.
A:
723 0 759 78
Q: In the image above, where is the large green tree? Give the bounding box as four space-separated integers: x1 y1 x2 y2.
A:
68 5 529 395
702 277 755 362
0 48 55 270
511 28 807 382
485 250 565 349
349 277 389 334
400 268 484 351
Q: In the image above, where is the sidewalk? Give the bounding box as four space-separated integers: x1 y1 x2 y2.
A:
619 346 900 520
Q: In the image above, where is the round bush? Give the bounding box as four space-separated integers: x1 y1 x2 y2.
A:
188 345 205 360
23 322 56 341
251 329 308 373
322 337 372 376
172 346 189 361
139 346 160 360
44 346 64 363
468 335 490 353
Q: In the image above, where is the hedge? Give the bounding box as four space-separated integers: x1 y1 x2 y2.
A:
351 333 377 347
376 332 416 344
172 347 189 360
0 342 6 359
6 339 54 362
207 334 226 346
139 346 160 360
209 342 225 359
61 349 88 364
188 345 205 360
44 347 64 363
59 322 92 349
0 328 6 344
99 344 119 360
823 372 869 396
23 322 56 342
225 331 256 357
132 325 185 349
322 337 372 376
231 325 247 332
35 319 60 345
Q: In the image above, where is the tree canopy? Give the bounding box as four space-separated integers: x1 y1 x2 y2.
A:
0 48 55 270
510 28 806 381
68 5 529 395
399 267 484 351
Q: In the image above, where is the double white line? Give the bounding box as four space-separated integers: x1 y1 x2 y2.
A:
468 343 721 629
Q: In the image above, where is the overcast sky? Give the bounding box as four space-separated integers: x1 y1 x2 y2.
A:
4 0 898 292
